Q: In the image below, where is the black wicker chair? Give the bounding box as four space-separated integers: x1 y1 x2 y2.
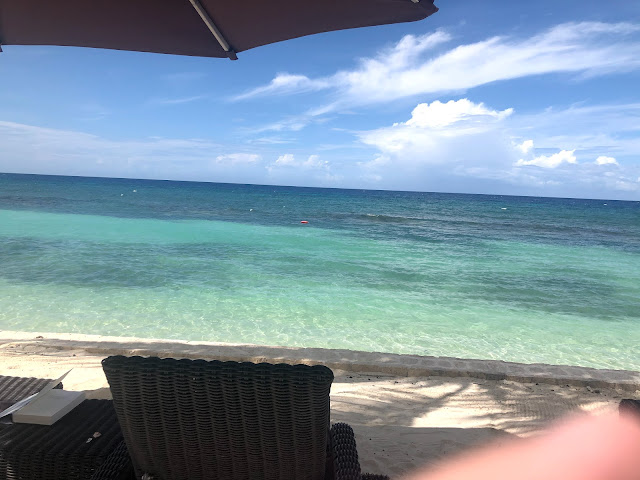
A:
102 355 373 480
0 374 133 480
0 374 62 412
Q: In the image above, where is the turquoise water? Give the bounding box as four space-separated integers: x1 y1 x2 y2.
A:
1 173 639 371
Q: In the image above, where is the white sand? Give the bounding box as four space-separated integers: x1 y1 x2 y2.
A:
0 335 634 478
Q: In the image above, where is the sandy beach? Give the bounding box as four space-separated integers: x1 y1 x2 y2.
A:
0 332 637 478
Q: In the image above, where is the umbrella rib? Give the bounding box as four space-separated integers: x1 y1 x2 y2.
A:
187 0 238 60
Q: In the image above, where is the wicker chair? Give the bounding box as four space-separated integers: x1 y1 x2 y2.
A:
0 374 63 412
0 374 133 480
102 355 372 480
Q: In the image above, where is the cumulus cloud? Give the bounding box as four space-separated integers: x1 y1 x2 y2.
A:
506 103 640 166
359 99 514 165
235 22 640 112
516 150 577 168
304 155 324 168
404 99 513 129
517 140 535 154
595 155 619 165
355 99 640 198
3 93 640 198
275 154 297 166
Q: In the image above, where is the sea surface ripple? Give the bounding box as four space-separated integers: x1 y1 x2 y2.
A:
0 173 639 371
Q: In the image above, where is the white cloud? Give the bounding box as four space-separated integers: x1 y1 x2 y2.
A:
0 120 218 164
0 120 342 188
250 117 311 133
516 150 577 168
517 140 534 154
275 154 297 166
248 137 293 145
595 155 619 165
404 99 513 128
235 31 451 102
3 93 640 199
507 103 640 165
271 154 328 169
235 22 640 112
265 154 337 186
359 99 514 164
215 153 261 165
615 180 638 191
0 120 271 184
233 74 332 101
303 155 323 168
355 99 640 198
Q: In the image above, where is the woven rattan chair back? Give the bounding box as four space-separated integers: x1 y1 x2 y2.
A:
102 356 334 480
0 375 62 411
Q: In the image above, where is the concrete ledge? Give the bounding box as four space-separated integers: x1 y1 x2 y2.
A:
1 331 639 392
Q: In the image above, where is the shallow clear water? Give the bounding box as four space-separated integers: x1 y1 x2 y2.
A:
1 173 639 370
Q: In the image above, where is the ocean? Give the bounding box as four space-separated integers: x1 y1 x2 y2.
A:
0 173 638 371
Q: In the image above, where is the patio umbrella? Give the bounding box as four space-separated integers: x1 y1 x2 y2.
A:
0 0 438 60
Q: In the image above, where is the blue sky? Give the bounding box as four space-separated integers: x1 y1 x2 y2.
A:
1 0 640 199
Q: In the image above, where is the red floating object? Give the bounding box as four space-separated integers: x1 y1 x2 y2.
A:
300 221 309 224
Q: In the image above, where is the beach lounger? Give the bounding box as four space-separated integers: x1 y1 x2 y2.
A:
0 374 133 480
0 374 62 412
101 356 378 480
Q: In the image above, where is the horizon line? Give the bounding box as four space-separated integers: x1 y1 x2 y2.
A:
1 171 638 204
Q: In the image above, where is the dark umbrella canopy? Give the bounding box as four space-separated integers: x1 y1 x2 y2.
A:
0 0 438 59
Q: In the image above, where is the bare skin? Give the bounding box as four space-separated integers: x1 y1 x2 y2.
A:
404 413 640 480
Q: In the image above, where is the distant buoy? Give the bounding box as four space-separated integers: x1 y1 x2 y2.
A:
300 221 309 224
